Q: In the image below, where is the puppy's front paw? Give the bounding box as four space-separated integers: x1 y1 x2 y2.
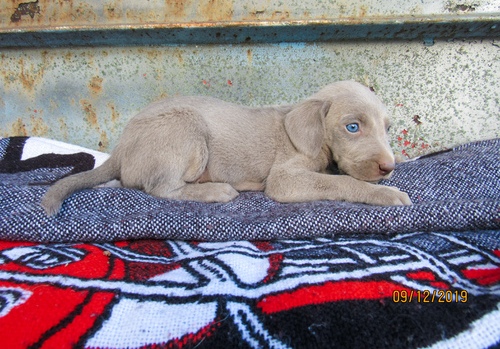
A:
371 185 412 206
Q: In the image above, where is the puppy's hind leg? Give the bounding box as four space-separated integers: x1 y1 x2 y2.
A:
148 141 238 202
146 143 239 203
161 182 239 203
131 110 238 203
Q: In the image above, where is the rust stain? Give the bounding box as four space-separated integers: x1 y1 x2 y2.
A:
125 7 171 23
19 58 43 93
173 48 184 64
46 1 97 25
244 4 289 21
270 10 290 20
98 131 109 152
89 76 104 96
40 50 54 69
157 91 169 100
104 0 124 20
49 99 59 113
58 117 69 140
30 115 49 136
80 99 99 129
247 49 253 64
359 5 368 18
7 118 28 137
198 0 234 22
107 102 120 124
72 3 98 24
11 0 40 22
164 0 189 19
446 2 478 12
245 5 267 21
143 49 163 64
63 52 74 63
84 51 96 69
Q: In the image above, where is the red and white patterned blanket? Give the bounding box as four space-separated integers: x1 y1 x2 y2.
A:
0 137 499 348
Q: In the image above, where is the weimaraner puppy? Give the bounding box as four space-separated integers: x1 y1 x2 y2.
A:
41 80 411 215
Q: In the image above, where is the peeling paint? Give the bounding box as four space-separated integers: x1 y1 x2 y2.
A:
445 0 480 12
10 0 40 22
1 0 498 30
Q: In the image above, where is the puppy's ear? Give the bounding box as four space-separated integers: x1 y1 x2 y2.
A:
285 99 331 158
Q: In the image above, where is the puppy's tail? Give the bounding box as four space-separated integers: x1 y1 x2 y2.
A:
41 158 119 216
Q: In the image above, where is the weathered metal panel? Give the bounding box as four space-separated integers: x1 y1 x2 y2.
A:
0 0 499 158
0 0 499 47
2 40 498 157
0 19 499 48
2 0 499 26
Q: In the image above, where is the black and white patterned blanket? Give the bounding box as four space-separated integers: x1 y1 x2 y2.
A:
0 136 499 242
0 136 499 349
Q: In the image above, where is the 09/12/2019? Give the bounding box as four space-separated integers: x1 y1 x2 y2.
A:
392 289 468 303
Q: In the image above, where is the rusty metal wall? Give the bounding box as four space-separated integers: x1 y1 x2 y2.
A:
2 0 499 27
0 0 499 158
1 0 499 46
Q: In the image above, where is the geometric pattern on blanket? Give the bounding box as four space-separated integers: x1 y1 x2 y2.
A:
0 137 499 348
0 233 499 348
0 137 499 242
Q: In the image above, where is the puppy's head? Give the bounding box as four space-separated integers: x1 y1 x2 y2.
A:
286 81 396 182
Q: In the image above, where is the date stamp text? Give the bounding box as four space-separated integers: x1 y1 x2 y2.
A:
392 290 468 303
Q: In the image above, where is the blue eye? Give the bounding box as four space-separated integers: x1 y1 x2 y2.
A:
346 123 359 133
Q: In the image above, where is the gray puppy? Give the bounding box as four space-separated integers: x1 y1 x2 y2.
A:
41 81 411 216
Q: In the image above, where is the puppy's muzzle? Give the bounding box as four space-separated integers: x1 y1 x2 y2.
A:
378 162 395 177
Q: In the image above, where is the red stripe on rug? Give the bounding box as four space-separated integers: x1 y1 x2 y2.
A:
39 292 116 349
257 280 412 314
462 267 500 285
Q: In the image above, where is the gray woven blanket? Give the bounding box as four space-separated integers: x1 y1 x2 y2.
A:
0 137 499 243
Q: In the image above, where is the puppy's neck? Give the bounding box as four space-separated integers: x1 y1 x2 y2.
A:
320 145 341 175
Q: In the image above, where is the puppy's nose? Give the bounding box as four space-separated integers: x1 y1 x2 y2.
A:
379 162 395 176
